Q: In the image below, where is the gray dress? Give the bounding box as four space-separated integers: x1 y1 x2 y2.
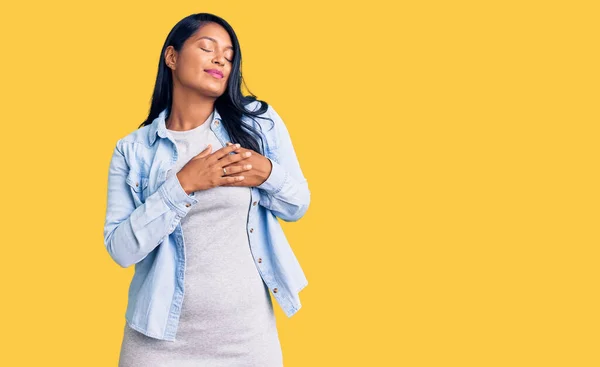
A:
118 111 283 367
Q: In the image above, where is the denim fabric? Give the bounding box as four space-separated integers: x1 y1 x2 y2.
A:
103 101 309 341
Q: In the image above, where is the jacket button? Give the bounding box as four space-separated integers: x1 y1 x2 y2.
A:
253 201 257 206
257 258 262 263
214 120 220 125
135 182 139 187
185 203 191 207
249 228 254 233
273 288 278 293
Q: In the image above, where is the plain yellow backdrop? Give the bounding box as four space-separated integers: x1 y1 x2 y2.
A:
0 0 598 366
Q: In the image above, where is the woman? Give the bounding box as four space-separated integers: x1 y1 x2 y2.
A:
103 12 310 366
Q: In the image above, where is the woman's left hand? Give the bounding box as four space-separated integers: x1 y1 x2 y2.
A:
220 142 272 187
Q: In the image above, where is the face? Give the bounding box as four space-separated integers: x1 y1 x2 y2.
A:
165 22 235 98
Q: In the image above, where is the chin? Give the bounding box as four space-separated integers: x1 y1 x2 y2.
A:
193 81 223 95
202 88 225 98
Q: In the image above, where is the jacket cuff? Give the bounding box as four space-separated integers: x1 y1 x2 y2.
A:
257 157 288 194
158 174 199 217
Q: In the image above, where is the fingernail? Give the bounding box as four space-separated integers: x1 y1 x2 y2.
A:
235 143 241 148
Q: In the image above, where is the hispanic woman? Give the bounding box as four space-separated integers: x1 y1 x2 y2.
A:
103 12 310 367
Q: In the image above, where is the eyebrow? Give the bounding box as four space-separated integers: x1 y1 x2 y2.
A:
197 36 233 50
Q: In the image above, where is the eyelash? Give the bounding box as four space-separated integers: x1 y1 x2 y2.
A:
201 48 233 62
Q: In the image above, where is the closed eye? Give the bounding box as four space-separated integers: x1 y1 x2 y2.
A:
201 48 233 63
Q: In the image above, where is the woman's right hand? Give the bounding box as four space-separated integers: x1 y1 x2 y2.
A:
176 143 254 194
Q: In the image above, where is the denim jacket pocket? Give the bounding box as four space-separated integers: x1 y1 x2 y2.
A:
126 170 149 206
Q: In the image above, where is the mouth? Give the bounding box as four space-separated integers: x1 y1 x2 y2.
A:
204 69 224 79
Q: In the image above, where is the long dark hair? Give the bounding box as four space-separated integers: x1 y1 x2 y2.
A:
138 12 273 155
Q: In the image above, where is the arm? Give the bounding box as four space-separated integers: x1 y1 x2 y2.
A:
257 106 311 222
103 139 198 268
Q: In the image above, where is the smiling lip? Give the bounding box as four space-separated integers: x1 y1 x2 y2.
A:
205 69 223 79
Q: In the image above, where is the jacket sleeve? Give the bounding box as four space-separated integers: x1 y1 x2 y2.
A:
256 106 310 222
103 139 199 268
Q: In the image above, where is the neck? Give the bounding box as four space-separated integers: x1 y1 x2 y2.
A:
166 84 215 131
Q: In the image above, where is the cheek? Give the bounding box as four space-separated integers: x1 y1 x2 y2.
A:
224 68 233 81
182 54 209 73
189 64 210 80
175 59 194 75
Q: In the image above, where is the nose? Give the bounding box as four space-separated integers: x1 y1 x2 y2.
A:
212 53 225 66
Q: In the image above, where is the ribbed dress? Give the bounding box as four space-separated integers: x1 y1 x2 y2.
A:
118 111 283 367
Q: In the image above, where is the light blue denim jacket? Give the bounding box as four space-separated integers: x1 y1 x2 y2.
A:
103 101 309 341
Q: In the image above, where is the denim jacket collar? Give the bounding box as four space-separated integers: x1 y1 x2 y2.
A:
148 107 223 146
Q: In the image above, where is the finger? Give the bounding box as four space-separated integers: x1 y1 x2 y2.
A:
220 175 245 185
199 144 212 156
222 163 253 176
221 180 242 187
189 144 212 161
225 142 242 153
208 143 241 163
221 176 245 186
219 150 252 166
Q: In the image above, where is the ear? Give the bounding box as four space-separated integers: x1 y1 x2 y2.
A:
164 46 177 70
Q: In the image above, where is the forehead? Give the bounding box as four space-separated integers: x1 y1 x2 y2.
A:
191 22 232 47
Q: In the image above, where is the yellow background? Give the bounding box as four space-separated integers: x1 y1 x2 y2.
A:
1 0 598 366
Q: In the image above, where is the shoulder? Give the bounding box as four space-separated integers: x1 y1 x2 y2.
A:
242 100 286 134
243 99 282 117
116 124 153 149
111 125 154 175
